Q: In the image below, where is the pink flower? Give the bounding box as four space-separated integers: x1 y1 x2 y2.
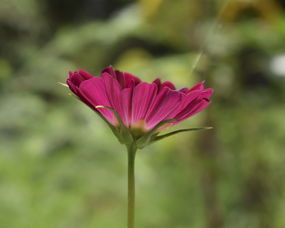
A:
66 66 213 227
67 66 213 130
67 66 213 147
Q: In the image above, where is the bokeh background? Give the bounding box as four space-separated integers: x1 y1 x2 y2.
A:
1 0 285 227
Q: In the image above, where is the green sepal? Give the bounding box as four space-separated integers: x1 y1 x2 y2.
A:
136 119 176 149
151 127 213 144
96 105 134 145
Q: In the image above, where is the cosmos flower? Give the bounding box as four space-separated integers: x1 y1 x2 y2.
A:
66 66 213 148
66 65 214 228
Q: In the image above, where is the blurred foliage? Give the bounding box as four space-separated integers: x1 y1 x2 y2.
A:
1 0 285 227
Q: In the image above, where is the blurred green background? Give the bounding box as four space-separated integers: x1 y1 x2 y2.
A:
1 0 285 227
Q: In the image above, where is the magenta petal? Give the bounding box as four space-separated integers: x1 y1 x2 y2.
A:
67 70 93 91
131 82 157 126
67 72 83 89
101 66 116 77
153 78 161 86
101 66 140 89
165 91 201 120
200 88 214 99
78 77 116 125
170 88 213 125
114 70 126 88
66 71 95 108
115 70 141 88
145 88 182 129
188 81 205 92
123 72 141 88
176 83 202 94
179 88 189 93
102 72 124 120
121 87 133 126
152 78 176 91
77 69 94 79
152 78 162 92
161 81 176 90
174 98 210 123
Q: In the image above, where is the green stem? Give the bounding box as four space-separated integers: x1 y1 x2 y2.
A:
127 143 137 228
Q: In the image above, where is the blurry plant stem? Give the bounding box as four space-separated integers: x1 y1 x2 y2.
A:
127 143 137 228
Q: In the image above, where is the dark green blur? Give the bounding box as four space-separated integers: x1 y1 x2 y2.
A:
1 0 285 227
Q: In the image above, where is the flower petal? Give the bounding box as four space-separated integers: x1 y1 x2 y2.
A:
161 81 176 90
145 88 182 129
200 88 214 99
179 88 189 93
174 98 210 123
66 71 95 108
79 77 116 125
153 78 161 86
165 91 202 119
152 78 176 91
121 87 133 126
169 87 213 125
187 80 205 92
67 71 91 93
101 66 141 88
123 72 141 88
131 82 157 126
177 81 206 94
77 69 94 80
102 72 124 121
101 66 116 77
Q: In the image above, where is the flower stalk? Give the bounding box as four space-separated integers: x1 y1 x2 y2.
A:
127 143 137 228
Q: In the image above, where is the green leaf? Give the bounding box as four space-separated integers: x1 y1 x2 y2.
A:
152 127 213 143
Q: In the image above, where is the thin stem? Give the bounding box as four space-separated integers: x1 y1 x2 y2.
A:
127 143 137 228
